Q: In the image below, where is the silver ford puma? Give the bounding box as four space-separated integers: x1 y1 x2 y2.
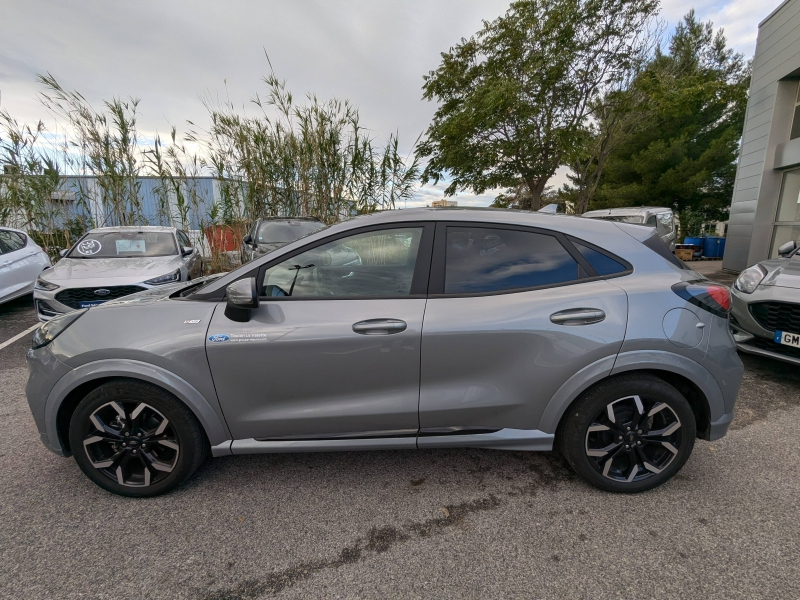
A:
25 208 743 497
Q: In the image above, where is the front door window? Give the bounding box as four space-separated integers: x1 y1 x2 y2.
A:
261 227 423 298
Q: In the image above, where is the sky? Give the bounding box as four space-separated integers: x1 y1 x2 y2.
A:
0 0 780 208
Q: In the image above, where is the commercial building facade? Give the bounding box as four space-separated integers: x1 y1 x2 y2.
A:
725 0 800 272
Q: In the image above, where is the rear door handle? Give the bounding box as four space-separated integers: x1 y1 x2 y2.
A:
352 319 407 335
550 309 606 325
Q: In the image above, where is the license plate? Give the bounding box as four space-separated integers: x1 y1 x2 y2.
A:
79 300 107 308
775 330 800 348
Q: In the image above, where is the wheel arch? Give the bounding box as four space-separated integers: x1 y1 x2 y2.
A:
538 351 724 442
47 360 232 456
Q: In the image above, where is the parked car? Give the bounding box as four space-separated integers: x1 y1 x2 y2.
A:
730 239 800 365
241 217 327 262
25 208 743 497
582 207 676 251
0 227 52 304
33 226 201 321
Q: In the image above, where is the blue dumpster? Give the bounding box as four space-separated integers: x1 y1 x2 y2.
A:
703 236 724 258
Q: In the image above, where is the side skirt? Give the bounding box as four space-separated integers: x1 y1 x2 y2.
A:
220 428 554 456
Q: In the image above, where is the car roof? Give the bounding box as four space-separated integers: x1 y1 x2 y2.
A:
254 217 325 223
582 207 671 217
89 226 177 233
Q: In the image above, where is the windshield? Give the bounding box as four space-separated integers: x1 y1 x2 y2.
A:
591 215 644 224
256 221 326 244
68 231 177 258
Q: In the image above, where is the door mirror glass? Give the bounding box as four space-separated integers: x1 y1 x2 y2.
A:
778 240 798 257
260 227 423 298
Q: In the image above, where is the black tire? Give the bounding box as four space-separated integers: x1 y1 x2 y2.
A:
559 374 696 493
69 378 208 498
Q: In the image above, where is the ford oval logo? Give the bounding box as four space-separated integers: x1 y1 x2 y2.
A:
208 334 230 343
93 289 111 296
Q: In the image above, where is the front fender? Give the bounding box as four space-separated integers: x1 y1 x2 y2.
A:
537 350 727 437
44 359 232 455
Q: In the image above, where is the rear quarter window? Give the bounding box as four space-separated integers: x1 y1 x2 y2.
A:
571 240 629 276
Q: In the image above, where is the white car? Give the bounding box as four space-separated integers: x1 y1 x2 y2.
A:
0 227 52 305
34 226 202 321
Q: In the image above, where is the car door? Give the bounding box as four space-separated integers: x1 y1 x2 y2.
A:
206 223 433 440
0 230 41 299
418 223 629 439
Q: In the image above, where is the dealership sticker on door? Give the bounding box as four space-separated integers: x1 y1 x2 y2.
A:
208 332 269 343
775 330 800 348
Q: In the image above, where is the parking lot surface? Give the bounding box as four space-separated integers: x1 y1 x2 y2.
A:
1 279 799 599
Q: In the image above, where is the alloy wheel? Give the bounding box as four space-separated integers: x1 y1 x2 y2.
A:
82 401 180 487
584 395 682 483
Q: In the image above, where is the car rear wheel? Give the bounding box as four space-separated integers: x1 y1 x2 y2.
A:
69 379 208 497
559 374 696 493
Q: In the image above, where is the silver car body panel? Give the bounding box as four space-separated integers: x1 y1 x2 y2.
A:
24 208 743 458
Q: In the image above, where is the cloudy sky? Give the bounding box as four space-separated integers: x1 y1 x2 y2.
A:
0 0 777 207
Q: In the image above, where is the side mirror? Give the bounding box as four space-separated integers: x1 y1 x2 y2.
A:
224 277 259 322
181 246 194 257
242 234 253 245
59 249 68 258
778 240 797 257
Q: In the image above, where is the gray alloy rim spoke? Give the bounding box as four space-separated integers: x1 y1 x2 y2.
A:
587 395 683 483
84 401 179 487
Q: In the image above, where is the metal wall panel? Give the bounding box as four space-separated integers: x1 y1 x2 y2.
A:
724 0 800 271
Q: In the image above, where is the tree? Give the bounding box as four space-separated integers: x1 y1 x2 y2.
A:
417 0 659 210
589 11 750 223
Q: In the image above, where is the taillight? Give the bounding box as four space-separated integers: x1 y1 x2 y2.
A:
672 281 730 318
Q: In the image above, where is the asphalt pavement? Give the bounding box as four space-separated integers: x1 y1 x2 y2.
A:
1 282 799 599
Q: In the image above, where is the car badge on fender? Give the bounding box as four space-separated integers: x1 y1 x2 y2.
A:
184 319 201 324
208 334 230 342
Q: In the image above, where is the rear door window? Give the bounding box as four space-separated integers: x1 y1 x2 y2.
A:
443 226 579 294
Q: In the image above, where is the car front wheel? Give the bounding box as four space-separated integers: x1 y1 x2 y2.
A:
69 379 208 497
559 374 696 493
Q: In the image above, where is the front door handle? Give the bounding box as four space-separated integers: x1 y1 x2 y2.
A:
550 309 606 326
352 319 407 335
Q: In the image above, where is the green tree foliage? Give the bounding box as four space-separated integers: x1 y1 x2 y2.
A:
418 0 659 210
589 11 750 223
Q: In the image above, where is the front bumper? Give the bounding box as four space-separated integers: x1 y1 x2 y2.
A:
730 286 800 365
25 345 73 455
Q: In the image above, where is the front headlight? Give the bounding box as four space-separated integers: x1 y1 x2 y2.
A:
143 269 181 286
31 309 87 349
734 264 767 294
35 276 59 291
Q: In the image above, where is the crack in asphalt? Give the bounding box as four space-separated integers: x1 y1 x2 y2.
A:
200 495 502 600
198 452 574 600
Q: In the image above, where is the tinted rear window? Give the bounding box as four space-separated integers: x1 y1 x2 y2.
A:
444 226 579 294
572 241 628 276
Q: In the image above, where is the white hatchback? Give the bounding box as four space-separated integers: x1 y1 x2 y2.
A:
0 227 52 305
